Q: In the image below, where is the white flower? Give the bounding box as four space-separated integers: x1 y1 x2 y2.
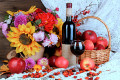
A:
49 33 58 45
33 31 45 42
42 37 51 47
4 15 12 24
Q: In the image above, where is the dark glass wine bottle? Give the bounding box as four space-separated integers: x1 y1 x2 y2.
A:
62 3 76 44
62 3 76 66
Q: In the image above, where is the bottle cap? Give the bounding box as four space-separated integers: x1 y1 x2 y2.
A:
66 3 72 8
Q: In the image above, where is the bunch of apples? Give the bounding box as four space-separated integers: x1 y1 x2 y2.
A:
77 30 108 50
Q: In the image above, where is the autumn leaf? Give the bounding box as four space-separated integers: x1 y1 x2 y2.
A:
0 64 9 71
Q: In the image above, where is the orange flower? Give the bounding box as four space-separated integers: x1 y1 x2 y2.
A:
35 12 56 32
33 64 42 72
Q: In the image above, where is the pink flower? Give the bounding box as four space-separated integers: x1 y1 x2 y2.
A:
37 58 48 66
0 22 8 37
25 58 35 70
0 22 3 28
46 8 52 13
42 37 51 47
56 14 60 18
14 14 27 27
49 33 58 45
33 31 45 42
42 33 58 47
55 7 59 11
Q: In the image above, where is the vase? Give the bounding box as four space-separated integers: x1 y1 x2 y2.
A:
29 46 45 61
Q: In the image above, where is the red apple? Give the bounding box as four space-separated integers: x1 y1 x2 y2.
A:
80 58 95 70
54 48 62 57
94 44 105 50
55 56 69 68
49 56 58 67
84 40 94 50
96 36 108 48
82 30 97 43
8 57 25 74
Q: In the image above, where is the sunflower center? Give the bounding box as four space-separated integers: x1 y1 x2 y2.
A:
19 34 32 45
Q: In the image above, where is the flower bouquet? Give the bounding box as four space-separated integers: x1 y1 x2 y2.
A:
0 6 63 58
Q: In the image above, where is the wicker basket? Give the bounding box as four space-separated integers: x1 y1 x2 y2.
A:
77 16 111 64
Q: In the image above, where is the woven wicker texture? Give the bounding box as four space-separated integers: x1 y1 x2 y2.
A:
77 16 111 64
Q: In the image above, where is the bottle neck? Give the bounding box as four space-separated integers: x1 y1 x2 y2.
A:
66 8 72 21
66 16 72 21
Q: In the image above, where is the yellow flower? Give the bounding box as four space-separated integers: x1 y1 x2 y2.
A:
7 6 37 16
33 64 42 72
7 22 41 56
55 18 63 47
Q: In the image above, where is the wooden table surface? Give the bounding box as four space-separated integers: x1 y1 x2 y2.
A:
0 0 46 78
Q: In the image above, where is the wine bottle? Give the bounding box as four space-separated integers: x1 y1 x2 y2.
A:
62 3 76 44
62 3 76 66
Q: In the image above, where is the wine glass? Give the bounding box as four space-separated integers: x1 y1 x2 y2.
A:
70 40 85 68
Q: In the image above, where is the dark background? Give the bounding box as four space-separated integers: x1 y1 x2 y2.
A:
0 0 45 78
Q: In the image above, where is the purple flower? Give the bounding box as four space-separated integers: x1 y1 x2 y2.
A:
14 14 27 27
0 22 8 37
49 33 58 45
42 37 51 47
33 31 45 42
25 58 35 70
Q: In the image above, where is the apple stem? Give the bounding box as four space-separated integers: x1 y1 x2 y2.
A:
86 64 90 67
20 53 27 60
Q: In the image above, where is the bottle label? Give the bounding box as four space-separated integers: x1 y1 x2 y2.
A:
66 8 72 16
62 44 76 66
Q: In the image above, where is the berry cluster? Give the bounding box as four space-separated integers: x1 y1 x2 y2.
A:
72 2 95 27
22 72 47 79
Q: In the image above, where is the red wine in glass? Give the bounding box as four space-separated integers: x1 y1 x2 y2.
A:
70 40 85 65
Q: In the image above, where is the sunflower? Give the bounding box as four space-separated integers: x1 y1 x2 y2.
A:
54 18 63 47
7 22 41 56
7 6 37 16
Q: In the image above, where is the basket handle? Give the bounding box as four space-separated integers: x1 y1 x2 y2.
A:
76 16 111 49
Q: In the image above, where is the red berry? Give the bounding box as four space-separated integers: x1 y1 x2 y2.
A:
22 75 27 79
64 75 68 77
79 78 82 80
76 72 80 74
89 72 93 75
85 77 89 79
95 77 100 80
74 76 77 78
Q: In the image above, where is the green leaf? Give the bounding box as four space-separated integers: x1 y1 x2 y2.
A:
4 14 9 20
35 19 41 25
45 33 50 39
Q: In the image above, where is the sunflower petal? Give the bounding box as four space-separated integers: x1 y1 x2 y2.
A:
10 42 19 47
7 32 14 37
10 27 19 33
26 22 32 28
6 11 14 16
30 26 35 34
25 28 30 34
16 46 22 53
18 24 26 32
7 37 18 42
